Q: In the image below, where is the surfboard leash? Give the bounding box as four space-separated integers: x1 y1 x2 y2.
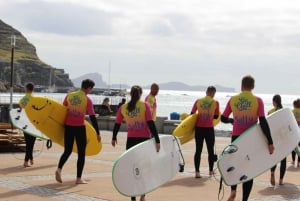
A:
218 177 224 201
173 135 185 172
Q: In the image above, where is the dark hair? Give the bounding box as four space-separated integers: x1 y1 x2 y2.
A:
294 99 300 108
25 82 34 91
81 79 95 89
151 83 159 90
242 75 255 89
206 86 216 93
127 85 142 112
273 94 282 109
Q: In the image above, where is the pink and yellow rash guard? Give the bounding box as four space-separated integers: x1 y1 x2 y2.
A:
115 100 153 138
222 91 265 136
145 94 157 121
19 93 32 108
63 90 95 126
293 108 300 126
191 96 220 127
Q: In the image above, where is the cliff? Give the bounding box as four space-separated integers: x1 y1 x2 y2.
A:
0 19 73 92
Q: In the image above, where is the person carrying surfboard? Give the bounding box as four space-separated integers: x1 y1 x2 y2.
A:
268 94 286 186
111 85 160 201
221 75 274 201
191 86 220 178
19 82 36 168
55 79 101 184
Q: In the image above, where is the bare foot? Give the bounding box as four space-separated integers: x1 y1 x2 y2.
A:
55 170 62 183
30 160 34 165
23 161 30 167
76 178 88 184
195 171 201 178
140 195 145 201
227 191 236 201
279 179 284 185
270 173 275 186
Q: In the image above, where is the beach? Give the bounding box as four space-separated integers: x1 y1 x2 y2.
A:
1 131 300 201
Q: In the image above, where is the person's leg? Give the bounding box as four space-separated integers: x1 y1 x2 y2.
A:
194 127 204 178
23 133 31 167
242 179 253 201
291 151 296 165
204 128 215 174
75 126 87 184
270 165 276 186
56 126 75 183
27 135 36 164
279 158 286 185
227 185 237 201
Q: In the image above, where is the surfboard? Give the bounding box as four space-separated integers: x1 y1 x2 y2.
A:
9 108 49 141
217 108 300 186
173 113 220 144
112 135 185 197
23 96 102 156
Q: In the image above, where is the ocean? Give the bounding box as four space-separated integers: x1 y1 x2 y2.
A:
1 90 299 131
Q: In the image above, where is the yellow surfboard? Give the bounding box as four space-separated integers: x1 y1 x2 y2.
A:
173 113 220 145
24 96 102 156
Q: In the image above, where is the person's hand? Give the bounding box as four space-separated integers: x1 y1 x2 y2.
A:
155 143 160 152
268 144 275 154
97 135 101 142
112 139 117 147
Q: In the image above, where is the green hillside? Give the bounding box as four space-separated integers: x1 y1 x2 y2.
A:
0 19 73 92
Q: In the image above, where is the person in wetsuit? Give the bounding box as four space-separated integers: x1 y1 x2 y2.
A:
221 75 274 201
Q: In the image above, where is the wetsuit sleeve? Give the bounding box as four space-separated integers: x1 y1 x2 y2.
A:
89 115 100 135
112 123 121 140
147 120 160 143
259 117 273 145
221 115 234 124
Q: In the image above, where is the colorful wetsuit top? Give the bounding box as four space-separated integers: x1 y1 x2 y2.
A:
145 94 157 121
191 96 220 127
63 90 95 126
19 93 32 108
293 108 300 126
222 91 265 136
115 100 153 138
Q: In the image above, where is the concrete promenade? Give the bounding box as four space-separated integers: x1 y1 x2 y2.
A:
1 131 300 201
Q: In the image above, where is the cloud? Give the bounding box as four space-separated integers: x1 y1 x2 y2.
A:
1 0 114 36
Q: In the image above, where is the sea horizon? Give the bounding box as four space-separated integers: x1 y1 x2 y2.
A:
1 89 299 132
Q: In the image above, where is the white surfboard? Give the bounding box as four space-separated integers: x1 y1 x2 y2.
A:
112 135 184 197
9 108 49 141
217 108 300 186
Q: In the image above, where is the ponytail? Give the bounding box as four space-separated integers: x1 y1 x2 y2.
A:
127 85 142 112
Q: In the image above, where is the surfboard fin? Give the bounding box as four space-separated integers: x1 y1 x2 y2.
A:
223 144 238 154
227 166 235 172
240 175 247 181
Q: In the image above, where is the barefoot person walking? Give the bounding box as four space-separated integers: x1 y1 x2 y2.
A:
55 79 101 184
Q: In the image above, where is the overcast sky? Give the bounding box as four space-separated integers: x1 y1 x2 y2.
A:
1 0 300 95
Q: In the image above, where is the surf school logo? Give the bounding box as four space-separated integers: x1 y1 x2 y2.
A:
234 97 251 111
